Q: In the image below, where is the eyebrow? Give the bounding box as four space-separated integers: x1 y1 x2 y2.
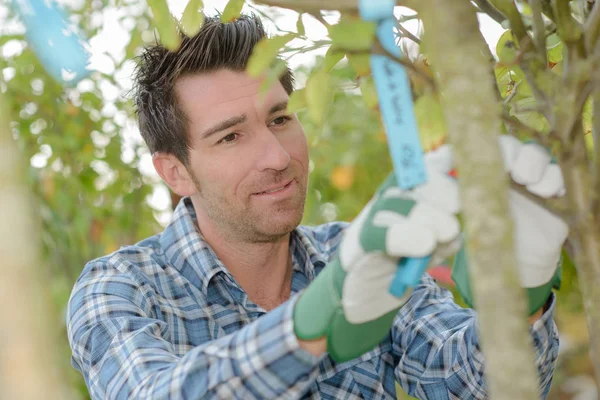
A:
201 114 247 140
268 100 289 115
200 100 290 140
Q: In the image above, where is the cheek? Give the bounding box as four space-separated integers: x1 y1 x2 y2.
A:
283 128 309 167
189 154 246 197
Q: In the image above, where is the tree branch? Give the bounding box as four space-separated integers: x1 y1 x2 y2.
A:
509 181 571 222
472 0 506 24
592 88 600 215
541 0 556 22
503 80 521 105
553 0 586 54
371 39 436 88
529 0 548 65
395 21 421 44
253 0 421 13
251 0 358 12
308 11 330 28
557 120 600 384
501 113 557 148
489 0 555 114
584 0 600 53
489 0 531 46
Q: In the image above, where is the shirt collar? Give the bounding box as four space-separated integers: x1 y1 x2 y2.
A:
160 197 328 294
290 227 327 281
160 197 230 294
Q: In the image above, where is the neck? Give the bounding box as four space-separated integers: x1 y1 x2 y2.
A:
192 203 293 311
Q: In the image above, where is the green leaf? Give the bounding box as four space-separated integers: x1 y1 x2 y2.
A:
247 34 295 77
496 30 518 64
495 64 512 98
287 88 307 113
221 0 245 22
510 97 549 132
181 0 204 37
359 77 378 109
147 0 180 50
258 59 288 96
306 69 332 125
547 34 564 64
346 52 371 76
125 26 142 58
324 47 345 71
0 35 24 47
296 13 305 36
414 93 447 151
328 18 376 51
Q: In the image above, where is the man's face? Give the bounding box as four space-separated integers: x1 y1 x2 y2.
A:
175 70 309 243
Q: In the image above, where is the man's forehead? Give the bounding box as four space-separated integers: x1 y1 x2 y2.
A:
175 70 287 112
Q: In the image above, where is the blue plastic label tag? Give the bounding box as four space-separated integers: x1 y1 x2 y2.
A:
359 0 431 298
13 0 91 84
370 53 427 189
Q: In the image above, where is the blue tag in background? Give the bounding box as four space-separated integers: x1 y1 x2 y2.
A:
12 0 91 84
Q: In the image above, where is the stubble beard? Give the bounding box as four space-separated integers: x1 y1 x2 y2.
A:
190 172 308 244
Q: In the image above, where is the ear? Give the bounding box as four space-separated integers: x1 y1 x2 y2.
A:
152 153 197 197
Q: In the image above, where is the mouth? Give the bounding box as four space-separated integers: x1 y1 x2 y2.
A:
253 180 293 196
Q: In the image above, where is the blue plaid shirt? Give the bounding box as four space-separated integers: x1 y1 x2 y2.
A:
67 197 559 399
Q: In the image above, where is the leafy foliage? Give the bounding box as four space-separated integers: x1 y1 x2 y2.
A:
1 0 591 398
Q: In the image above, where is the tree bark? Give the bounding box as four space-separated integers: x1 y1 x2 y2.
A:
0 94 72 398
559 124 600 385
416 1 541 398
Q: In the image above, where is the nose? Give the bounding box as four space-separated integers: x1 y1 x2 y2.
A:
255 128 291 172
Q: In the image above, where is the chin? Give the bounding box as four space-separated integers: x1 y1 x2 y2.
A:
255 214 303 242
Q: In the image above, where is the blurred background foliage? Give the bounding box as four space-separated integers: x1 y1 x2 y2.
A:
0 0 594 398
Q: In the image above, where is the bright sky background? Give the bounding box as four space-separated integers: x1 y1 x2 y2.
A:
1 0 506 224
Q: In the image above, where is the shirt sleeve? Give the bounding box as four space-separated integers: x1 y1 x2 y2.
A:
67 262 320 400
391 275 559 399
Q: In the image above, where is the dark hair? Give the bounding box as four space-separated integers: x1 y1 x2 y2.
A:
133 14 295 165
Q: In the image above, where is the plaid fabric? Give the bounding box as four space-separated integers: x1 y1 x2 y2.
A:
67 197 559 399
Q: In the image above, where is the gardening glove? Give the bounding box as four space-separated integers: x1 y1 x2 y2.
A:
452 136 569 315
294 149 461 362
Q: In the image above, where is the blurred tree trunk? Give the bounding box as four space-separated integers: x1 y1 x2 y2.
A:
416 1 540 398
0 93 72 398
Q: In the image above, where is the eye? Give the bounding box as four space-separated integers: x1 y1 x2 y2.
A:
217 132 239 144
269 115 291 127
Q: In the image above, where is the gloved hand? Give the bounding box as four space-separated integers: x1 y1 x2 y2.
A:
451 136 569 315
293 152 461 362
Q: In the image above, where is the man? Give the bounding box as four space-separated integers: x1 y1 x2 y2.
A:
67 14 568 399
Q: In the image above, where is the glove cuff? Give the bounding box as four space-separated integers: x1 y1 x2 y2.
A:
452 244 561 316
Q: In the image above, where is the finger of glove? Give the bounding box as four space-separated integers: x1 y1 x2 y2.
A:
424 144 454 175
410 170 461 214
360 217 435 256
525 163 565 198
498 135 524 173
339 200 374 268
341 255 406 323
410 202 460 244
510 142 552 185
384 220 438 258
510 190 569 287
430 236 463 265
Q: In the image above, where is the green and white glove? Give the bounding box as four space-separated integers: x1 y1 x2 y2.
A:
451 136 569 315
294 152 461 362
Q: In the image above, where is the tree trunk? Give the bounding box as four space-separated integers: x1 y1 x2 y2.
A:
416 1 540 398
559 128 600 385
0 94 71 398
